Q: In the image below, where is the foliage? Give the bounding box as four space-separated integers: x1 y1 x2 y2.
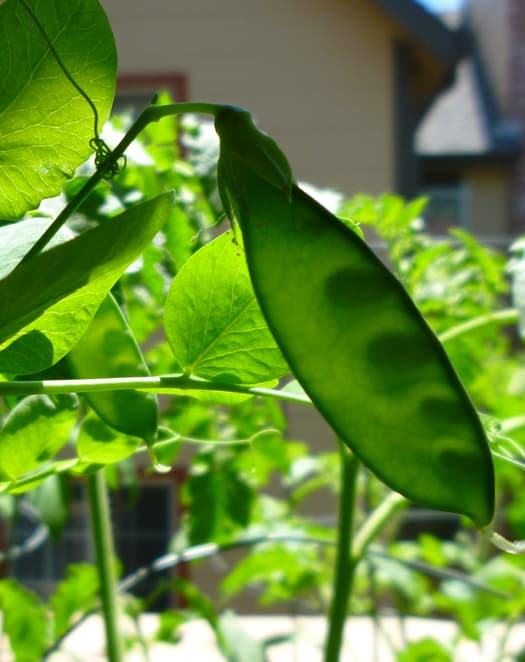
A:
0 2 525 662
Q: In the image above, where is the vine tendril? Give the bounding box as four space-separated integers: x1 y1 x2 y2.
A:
19 0 124 178
89 137 127 180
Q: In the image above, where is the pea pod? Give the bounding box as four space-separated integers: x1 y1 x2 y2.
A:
215 106 494 526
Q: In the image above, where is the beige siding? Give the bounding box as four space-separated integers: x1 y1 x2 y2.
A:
467 0 510 111
102 0 395 196
463 166 510 236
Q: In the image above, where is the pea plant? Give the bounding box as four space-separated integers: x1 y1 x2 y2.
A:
1 0 524 660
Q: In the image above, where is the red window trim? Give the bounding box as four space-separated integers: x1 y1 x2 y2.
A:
117 73 188 102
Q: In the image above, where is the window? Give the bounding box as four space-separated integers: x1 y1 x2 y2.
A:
420 178 468 233
114 74 187 115
9 474 185 611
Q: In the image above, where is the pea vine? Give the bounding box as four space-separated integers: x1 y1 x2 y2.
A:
1 2 525 661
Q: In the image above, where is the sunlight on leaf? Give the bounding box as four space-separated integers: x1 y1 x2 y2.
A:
0 394 77 480
0 0 117 219
0 193 173 374
164 231 288 385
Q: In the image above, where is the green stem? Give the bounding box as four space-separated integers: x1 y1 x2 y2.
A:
19 101 224 264
352 492 407 560
439 308 518 344
3 309 515 400
324 442 360 662
87 470 124 662
0 374 312 405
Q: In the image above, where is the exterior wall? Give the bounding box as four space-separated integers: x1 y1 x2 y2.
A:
101 0 395 197
463 166 510 236
469 0 525 232
467 0 510 111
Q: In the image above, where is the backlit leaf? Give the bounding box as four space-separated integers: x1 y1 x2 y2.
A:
0 192 173 374
0 0 117 219
164 231 288 385
0 394 77 480
77 413 141 465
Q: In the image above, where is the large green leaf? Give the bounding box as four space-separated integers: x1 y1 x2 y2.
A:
0 0 117 219
0 394 78 480
67 294 158 442
0 192 173 374
164 231 288 385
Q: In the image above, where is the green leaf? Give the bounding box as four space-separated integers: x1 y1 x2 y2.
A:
214 106 294 206
77 413 141 465
0 0 117 219
0 394 77 480
397 638 452 662
0 579 47 661
0 218 70 279
221 544 321 605
67 294 158 442
0 192 173 374
164 231 288 385
30 473 70 540
154 609 185 644
50 564 99 641
184 451 253 544
217 611 267 662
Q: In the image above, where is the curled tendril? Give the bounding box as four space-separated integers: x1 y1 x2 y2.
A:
89 137 127 179
19 1 123 178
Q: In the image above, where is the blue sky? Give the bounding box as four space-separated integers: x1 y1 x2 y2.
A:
415 0 465 12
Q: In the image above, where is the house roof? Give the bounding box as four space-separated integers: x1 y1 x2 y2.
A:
375 0 466 65
373 1 521 164
416 57 492 157
415 15 521 163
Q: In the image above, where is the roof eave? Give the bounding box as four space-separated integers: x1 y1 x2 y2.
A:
374 0 466 65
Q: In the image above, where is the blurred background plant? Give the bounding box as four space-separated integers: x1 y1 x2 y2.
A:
3 99 525 661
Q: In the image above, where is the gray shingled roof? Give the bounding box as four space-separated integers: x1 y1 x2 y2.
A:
416 57 491 156
415 12 521 161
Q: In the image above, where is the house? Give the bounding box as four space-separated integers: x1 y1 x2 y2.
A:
416 1 522 238
103 0 465 199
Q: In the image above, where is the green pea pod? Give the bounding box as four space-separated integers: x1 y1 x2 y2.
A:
67 294 158 445
215 106 294 225
215 106 494 526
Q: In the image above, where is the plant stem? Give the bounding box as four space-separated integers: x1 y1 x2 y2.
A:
439 308 518 344
0 374 312 405
19 101 223 264
352 492 407 560
324 442 360 662
4 309 517 399
87 470 124 662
